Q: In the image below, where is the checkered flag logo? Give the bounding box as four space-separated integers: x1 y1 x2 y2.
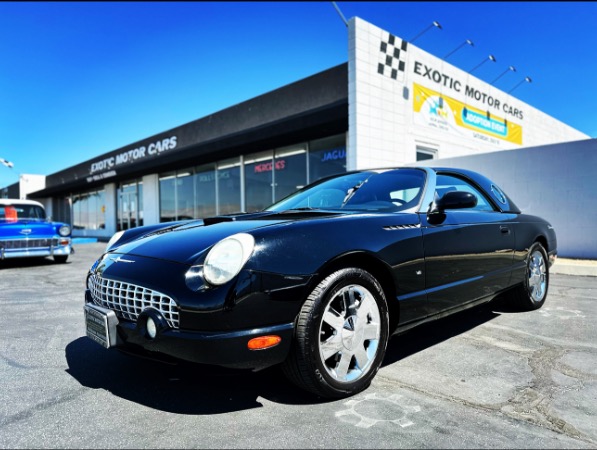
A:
378 34 408 81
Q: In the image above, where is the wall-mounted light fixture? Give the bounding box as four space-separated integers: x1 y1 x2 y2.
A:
508 76 533 94
469 54 497 74
491 65 517 85
410 21 442 43
444 39 474 60
331 1 348 27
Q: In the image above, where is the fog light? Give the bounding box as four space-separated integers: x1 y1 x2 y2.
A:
146 317 157 339
247 335 281 350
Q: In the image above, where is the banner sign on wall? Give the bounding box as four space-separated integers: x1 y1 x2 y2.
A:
413 83 522 145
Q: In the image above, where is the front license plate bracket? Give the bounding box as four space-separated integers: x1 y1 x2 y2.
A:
84 303 119 348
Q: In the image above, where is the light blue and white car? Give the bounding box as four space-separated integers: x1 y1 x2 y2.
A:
0 199 72 263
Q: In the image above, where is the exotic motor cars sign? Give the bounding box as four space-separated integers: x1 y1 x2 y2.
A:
87 136 178 182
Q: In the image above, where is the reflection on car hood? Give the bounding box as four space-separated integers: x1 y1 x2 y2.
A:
0 221 57 238
110 211 342 265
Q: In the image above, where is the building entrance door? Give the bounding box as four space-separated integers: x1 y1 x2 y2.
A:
120 191 137 230
117 181 142 231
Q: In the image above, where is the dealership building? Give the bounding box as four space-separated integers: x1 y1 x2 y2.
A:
2 18 591 253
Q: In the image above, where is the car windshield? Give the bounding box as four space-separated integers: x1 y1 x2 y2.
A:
266 168 426 213
0 204 47 223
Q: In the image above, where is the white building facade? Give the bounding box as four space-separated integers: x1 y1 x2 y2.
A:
347 17 588 170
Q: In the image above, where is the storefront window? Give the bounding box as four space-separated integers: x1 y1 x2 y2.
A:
176 171 195 220
52 197 71 225
160 171 195 222
156 135 345 222
72 190 105 230
275 145 307 202
159 173 176 222
194 164 216 218
217 158 241 215
308 134 347 183
244 151 274 212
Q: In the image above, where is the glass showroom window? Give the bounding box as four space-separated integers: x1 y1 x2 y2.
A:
159 171 195 222
52 197 72 225
308 134 347 183
72 190 106 230
176 171 195 220
194 164 217 219
217 158 241 215
244 151 274 212
159 172 177 222
244 146 307 211
161 162 241 222
275 145 307 202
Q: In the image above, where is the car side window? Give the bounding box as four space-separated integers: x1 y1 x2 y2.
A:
435 174 496 212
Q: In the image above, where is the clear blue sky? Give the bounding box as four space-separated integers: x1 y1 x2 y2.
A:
1 1 595 188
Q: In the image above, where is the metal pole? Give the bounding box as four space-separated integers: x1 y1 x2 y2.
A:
331 2 348 27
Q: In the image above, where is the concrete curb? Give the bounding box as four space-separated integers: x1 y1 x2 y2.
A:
551 258 597 277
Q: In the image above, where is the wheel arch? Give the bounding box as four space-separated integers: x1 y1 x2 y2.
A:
535 235 548 252
308 251 400 331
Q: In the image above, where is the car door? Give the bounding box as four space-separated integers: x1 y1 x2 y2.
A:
420 173 516 316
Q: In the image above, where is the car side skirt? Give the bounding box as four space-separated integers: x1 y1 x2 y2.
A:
391 294 498 336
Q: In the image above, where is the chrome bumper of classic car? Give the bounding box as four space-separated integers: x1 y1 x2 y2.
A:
0 237 72 259
84 294 294 370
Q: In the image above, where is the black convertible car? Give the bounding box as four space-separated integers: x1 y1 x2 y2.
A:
84 167 556 398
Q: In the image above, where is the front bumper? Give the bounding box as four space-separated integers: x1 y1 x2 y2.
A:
115 318 294 370
0 237 72 260
84 253 312 370
84 291 295 371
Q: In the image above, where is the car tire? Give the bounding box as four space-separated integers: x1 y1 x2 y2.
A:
282 268 389 398
512 242 549 311
53 255 68 264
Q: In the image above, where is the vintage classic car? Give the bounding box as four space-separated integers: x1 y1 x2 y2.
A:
0 199 72 263
84 167 556 398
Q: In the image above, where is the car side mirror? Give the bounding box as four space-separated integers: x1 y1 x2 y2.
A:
429 191 477 214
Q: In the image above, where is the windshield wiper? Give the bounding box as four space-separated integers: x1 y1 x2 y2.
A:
278 208 343 214
342 180 367 206
279 207 320 213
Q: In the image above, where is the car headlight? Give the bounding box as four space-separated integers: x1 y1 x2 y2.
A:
106 230 125 251
203 233 255 286
58 225 71 236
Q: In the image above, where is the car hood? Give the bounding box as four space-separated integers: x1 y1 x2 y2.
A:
109 211 341 265
0 221 58 238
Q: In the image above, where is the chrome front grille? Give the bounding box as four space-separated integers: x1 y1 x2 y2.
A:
88 273 180 329
0 238 58 249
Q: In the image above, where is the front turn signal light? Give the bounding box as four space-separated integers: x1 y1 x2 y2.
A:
247 335 282 350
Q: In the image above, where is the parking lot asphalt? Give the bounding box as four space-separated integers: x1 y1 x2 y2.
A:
0 242 595 449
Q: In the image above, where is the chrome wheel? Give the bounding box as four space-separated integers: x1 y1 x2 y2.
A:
318 284 382 383
282 268 388 398
528 249 547 303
